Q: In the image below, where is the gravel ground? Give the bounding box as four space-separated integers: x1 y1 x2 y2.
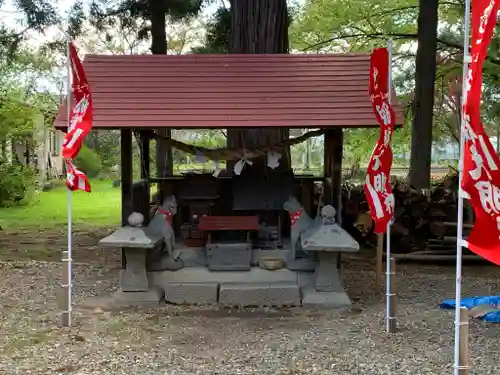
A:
0 257 500 375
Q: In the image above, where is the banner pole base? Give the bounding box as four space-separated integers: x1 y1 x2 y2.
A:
386 257 397 333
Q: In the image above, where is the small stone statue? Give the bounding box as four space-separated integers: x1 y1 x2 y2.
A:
321 205 336 225
302 204 359 253
128 212 144 227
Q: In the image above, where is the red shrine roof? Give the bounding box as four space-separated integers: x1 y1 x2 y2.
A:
53 53 405 129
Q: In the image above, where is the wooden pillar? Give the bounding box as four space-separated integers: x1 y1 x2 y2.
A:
121 129 133 268
121 129 134 224
139 130 151 225
301 179 313 217
156 128 173 200
139 131 150 180
324 128 344 273
323 128 343 223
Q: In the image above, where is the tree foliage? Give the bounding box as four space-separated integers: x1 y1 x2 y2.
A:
0 162 35 207
6 0 500 194
192 6 231 53
0 44 59 206
75 145 102 178
80 0 205 51
290 0 500 185
0 0 59 56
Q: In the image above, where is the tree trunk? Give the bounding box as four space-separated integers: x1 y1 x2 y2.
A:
150 0 173 179
409 0 439 189
227 0 291 172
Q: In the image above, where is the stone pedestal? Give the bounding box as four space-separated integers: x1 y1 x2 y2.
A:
315 251 343 292
99 226 163 292
206 242 252 271
298 209 360 309
121 248 149 291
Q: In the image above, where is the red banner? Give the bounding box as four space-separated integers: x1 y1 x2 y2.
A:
365 48 396 234
65 159 91 193
461 0 500 265
62 42 93 161
61 41 93 193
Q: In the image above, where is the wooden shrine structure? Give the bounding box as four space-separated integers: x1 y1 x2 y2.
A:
54 53 404 308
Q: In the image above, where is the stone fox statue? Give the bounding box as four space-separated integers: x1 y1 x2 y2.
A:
128 195 182 271
156 195 183 270
283 195 315 260
157 195 179 260
144 194 183 271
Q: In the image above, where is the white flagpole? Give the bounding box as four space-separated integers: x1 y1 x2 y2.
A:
454 0 471 372
62 38 73 327
386 38 394 333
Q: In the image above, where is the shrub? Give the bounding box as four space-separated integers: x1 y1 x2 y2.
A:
74 146 102 178
0 162 36 207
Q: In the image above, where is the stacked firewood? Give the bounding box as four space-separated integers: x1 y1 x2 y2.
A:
342 171 473 253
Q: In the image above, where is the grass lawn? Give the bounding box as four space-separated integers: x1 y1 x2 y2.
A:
0 179 121 231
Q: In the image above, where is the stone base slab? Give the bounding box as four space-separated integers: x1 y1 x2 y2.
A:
111 287 164 307
219 282 301 307
150 266 298 286
164 282 218 305
301 288 352 309
78 287 164 311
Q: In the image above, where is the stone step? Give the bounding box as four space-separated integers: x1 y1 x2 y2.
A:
164 282 218 305
301 288 352 309
219 282 301 307
150 266 298 285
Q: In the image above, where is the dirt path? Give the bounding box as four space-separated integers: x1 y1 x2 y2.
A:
0 256 499 374
0 226 121 264
1 227 500 374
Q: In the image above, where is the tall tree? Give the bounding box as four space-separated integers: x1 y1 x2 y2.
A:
0 0 58 55
150 0 171 178
88 0 203 178
227 0 291 171
408 0 439 188
290 0 455 180
191 6 231 53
